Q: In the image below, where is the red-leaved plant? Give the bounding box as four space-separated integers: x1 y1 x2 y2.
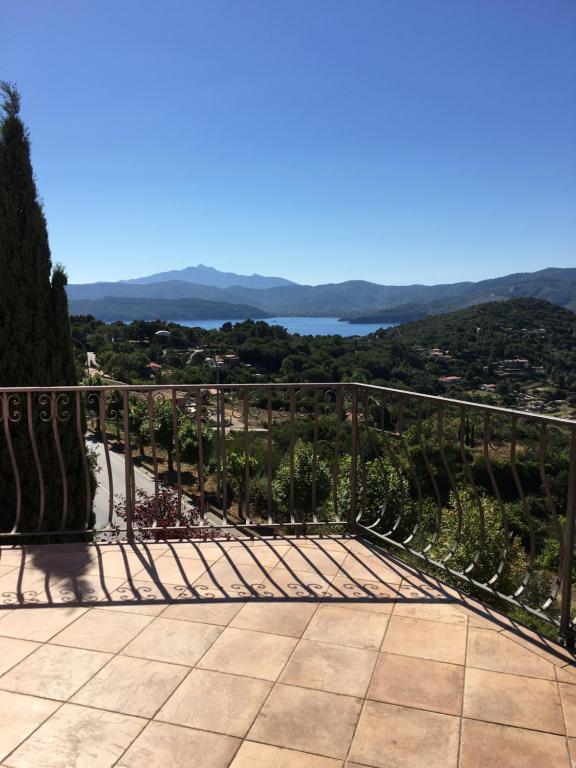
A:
113 486 227 541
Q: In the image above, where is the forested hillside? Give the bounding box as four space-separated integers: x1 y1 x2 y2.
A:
72 298 576 416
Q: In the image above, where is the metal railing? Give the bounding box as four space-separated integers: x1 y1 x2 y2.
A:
0 382 575 641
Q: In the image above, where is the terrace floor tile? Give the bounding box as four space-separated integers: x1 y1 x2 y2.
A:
230 742 342 767
279 639 377 697
121 616 222 666
116 721 240 768
0 606 88 642
50 608 152 652
303 604 389 650
0 637 40 676
367 652 464 716
248 683 362 759
197 626 297 681
381 615 467 664
71 655 188 718
230 600 318 637
0 690 60 763
467 626 556 679
0 644 111 700
156 668 271 737
463 667 565 733
349 700 460 768
160 599 243 625
4 703 145 768
460 719 571 768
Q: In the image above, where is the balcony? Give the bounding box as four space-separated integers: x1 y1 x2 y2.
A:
1 383 576 766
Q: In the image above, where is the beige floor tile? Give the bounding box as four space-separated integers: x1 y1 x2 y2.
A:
0 548 26 567
139 554 208 585
161 600 243 625
116 721 240 768
248 683 362 759
560 682 576 737
230 601 318 637
43 574 128 605
0 606 88 642
192 562 279 599
460 719 571 768
557 665 576 684
368 652 464 715
304 605 388 650
70 550 155 580
157 668 271 736
267 567 333 598
280 547 347 577
288 537 350 552
23 544 98 572
338 553 405 584
102 578 193 610
280 639 377 697
328 575 397 610
467 627 556 679
230 741 342 767
500 627 576 667
4 703 145 768
0 637 40 676
51 608 152 652
163 542 229 563
219 544 289 567
349 700 460 768
464 667 565 733
72 655 188 718
393 589 468 625
0 690 59 762
121 616 222 665
382 615 466 664
0 567 60 604
0 644 111 700
569 738 576 767
198 626 297 681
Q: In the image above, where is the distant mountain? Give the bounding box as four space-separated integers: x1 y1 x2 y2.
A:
68 296 270 322
121 263 297 290
346 268 576 323
66 266 576 321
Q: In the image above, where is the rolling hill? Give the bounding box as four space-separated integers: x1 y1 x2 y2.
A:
68 296 270 322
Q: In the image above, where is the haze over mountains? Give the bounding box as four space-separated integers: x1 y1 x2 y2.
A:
67 265 576 323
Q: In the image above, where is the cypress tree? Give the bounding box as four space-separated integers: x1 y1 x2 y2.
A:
0 82 92 537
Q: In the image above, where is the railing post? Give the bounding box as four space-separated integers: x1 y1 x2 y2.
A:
560 426 576 647
122 390 134 543
350 384 358 535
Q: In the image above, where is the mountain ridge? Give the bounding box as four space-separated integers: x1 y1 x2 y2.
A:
67 266 576 321
121 263 297 290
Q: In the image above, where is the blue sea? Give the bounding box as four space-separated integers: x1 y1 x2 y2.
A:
173 316 394 336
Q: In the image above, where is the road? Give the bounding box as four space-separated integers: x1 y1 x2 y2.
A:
88 435 223 532
88 435 157 530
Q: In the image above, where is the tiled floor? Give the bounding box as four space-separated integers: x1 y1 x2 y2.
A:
0 536 575 767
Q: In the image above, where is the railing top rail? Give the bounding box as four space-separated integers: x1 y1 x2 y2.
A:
1 382 574 428
356 383 576 428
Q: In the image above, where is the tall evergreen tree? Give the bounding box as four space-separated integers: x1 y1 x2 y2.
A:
0 82 92 537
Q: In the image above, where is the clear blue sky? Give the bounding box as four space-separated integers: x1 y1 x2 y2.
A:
1 0 574 286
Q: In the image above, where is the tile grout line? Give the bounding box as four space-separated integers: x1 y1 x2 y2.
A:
456 615 471 766
342 573 398 766
217 597 325 763
554 665 572 763
107 586 269 767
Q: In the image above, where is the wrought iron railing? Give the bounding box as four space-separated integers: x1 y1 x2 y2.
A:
0 383 575 641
